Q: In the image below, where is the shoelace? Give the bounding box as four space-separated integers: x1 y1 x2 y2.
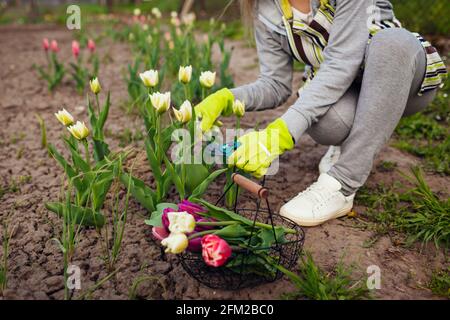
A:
295 182 334 206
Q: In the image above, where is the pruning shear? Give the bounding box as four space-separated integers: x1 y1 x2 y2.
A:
205 141 241 164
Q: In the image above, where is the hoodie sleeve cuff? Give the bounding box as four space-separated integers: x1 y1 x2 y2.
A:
280 108 310 143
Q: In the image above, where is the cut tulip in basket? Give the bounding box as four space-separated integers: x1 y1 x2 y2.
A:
148 173 305 290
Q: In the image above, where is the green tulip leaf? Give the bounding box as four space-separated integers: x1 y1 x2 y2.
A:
45 202 105 228
145 202 178 227
188 168 227 200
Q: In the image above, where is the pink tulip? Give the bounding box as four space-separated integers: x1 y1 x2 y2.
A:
178 200 206 220
42 38 50 51
72 40 80 58
201 235 232 267
50 40 59 53
161 207 176 231
194 218 216 232
152 226 169 241
87 39 96 53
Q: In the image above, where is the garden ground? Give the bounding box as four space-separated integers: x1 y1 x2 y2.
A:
0 24 448 300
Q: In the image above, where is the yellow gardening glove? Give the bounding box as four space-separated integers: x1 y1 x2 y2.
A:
195 88 234 132
228 119 294 178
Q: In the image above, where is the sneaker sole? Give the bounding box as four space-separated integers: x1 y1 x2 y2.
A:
280 202 353 227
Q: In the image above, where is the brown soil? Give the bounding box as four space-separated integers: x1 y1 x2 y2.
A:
0 24 448 300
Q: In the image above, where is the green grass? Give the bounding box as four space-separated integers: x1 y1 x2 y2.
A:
282 252 371 300
429 266 450 298
393 76 450 175
355 167 450 248
391 0 450 36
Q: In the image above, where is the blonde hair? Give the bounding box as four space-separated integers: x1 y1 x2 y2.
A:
239 0 256 27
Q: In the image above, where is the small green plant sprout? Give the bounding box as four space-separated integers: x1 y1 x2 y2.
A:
98 159 133 273
50 182 85 300
35 113 47 149
0 215 16 295
429 266 450 298
356 167 449 248
281 252 371 300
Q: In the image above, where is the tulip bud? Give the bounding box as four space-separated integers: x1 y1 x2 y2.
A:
139 69 159 88
199 71 216 89
171 17 181 27
89 77 101 94
232 100 245 118
167 211 196 234
178 65 192 84
182 12 196 26
151 7 162 19
161 233 189 254
87 39 96 53
150 91 171 114
71 40 80 58
173 101 192 124
54 108 74 126
42 38 50 52
133 8 141 17
50 40 59 53
67 121 90 140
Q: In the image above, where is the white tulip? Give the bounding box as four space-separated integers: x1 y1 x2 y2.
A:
161 233 189 254
55 109 74 126
150 91 171 114
199 71 216 89
89 77 101 94
178 65 192 84
173 101 192 124
133 8 141 16
67 121 89 140
140 69 159 88
182 12 196 26
167 211 196 234
232 100 246 118
151 7 162 19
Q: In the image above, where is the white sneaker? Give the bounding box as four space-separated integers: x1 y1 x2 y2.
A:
318 146 341 174
280 173 354 227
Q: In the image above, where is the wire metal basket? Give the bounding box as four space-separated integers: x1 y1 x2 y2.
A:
180 173 305 290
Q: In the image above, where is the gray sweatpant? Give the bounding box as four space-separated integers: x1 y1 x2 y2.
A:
306 28 437 195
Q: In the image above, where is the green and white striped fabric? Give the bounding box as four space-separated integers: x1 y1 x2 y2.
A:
280 0 447 96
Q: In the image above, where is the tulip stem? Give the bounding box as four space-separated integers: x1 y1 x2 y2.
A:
83 139 90 168
196 221 237 227
187 230 216 240
183 84 189 101
95 93 100 115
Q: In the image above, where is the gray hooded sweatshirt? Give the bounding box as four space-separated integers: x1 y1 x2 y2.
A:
230 0 398 142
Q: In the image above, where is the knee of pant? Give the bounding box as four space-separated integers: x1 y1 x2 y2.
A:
370 28 421 59
307 108 351 146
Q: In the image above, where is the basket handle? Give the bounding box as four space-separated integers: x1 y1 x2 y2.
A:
232 173 269 199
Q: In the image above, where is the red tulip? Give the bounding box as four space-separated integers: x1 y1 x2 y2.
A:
87 39 96 53
42 38 50 51
201 235 232 267
50 40 59 53
72 40 80 58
